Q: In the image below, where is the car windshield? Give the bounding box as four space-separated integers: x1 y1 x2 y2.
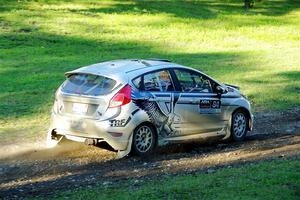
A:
61 74 116 96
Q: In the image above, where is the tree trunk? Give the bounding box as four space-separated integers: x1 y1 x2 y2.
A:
244 0 254 9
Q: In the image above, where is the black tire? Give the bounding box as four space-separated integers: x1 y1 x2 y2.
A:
230 109 248 141
132 124 157 156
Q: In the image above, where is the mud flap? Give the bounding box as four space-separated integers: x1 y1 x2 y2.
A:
116 133 133 159
221 126 231 141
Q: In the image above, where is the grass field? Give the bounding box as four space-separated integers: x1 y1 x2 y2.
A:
49 156 300 200
0 0 300 138
0 1 299 199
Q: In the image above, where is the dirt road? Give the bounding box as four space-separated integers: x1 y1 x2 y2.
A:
0 108 299 199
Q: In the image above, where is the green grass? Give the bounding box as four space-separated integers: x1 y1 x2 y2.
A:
48 156 300 200
0 0 300 138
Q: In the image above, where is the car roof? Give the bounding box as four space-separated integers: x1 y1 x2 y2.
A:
65 59 172 77
64 59 223 86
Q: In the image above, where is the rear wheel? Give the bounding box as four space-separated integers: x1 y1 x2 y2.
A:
231 109 248 141
132 124 156 156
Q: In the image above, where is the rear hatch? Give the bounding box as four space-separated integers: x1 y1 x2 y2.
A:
58 73 118 119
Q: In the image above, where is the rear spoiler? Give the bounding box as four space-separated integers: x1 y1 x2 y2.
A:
64 71 99 77
224 84 240 90
64 70 114 80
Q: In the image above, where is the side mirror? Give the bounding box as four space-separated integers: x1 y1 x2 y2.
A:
216 85 227 94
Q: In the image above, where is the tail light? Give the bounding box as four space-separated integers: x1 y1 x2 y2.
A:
109 85 131 108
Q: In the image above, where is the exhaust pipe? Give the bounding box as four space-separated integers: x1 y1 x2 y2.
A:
84 138 97 145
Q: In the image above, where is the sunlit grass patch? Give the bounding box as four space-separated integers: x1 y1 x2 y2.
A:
50 156 300 200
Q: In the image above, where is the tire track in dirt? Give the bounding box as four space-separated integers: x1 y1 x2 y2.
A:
0 108 299 199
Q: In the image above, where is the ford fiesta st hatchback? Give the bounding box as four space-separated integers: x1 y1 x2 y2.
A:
47 59 253 157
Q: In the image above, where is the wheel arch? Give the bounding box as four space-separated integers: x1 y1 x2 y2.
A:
232 107 252 131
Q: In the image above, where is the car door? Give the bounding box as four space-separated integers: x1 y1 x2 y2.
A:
171 68 225 135
132 69 181 137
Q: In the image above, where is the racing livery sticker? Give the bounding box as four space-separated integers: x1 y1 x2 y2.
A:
132 88 181 137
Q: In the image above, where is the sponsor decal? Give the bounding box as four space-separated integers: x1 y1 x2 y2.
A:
199 99 221 113
109 117 131 127
109 119 126 127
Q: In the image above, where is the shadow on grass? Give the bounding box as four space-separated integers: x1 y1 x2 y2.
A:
1 0 299 19
278 71 300 81
15 0 299 19
252 0 300 16
277 71 300 93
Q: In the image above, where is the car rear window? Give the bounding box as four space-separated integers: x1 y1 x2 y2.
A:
61 74 116 96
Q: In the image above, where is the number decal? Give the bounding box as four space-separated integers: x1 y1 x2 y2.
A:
199 99 221 113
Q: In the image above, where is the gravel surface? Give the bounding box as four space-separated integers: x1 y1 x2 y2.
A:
0 108 299 199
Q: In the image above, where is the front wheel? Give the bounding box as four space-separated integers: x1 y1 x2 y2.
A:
132 124 156 156
231 109 248 141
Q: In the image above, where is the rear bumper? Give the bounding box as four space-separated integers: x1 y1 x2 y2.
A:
48 112 133 150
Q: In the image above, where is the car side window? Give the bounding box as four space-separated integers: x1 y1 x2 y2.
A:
132 76 142 90
174 69 212 93
143 70 175 92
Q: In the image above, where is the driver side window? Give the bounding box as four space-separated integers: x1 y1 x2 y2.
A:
174 69 212 93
